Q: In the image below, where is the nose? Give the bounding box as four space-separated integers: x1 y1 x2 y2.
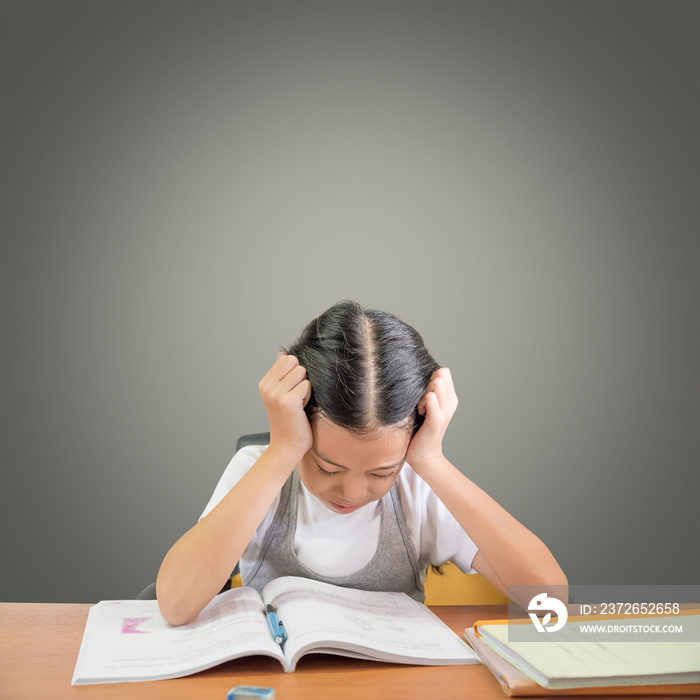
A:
336 476 367 505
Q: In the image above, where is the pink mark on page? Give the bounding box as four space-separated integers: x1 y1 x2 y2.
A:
121 617 153 634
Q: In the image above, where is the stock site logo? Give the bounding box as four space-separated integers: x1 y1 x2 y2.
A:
528 593 568 632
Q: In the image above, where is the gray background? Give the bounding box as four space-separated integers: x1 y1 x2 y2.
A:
1 0 698 604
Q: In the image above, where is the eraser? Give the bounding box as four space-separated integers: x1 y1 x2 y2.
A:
227 686 276 700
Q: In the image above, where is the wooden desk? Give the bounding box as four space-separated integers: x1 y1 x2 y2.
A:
0 603 695 700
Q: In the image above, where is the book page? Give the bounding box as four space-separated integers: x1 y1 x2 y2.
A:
477 615 700 688
261 576 478 670
72 587 284 684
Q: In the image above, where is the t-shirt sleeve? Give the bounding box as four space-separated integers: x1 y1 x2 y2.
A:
399 465 480 575
199 444 272 520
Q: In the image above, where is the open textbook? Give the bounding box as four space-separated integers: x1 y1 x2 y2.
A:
72 576 479 684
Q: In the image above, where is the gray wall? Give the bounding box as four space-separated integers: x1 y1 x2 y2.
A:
1 1 697 603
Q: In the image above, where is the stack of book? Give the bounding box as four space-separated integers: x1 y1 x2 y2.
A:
465 611 700 696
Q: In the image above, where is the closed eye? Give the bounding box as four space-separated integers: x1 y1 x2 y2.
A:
316 464 341 477
373 470 396 480
315 463 396 480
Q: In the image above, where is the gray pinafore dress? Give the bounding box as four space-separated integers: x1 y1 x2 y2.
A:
245 469 425 602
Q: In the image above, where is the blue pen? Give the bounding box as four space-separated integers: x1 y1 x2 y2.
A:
265 604 287 644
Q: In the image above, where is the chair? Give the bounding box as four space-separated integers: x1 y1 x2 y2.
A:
137 432 507 605
425 561 506 605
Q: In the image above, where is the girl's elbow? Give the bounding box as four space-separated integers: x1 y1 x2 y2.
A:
534 562 567 588
534 546 568 588
511 567 568 610
549 557 568 589
156 582 200 627
517 557 568 595
159 602 197 627
534 564 569 601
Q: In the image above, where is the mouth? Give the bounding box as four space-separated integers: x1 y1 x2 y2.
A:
328 501 361 514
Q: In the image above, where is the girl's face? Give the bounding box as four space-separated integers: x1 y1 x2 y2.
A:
298 417 411 514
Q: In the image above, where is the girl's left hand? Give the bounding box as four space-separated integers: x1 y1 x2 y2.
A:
405 368 458 473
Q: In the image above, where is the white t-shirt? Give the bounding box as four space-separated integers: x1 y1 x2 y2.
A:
200 445 479 585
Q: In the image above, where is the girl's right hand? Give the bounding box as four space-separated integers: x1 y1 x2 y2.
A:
258 352 313 459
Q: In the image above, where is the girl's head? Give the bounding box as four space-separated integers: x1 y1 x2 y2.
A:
287 301 440 513
286 300 439 436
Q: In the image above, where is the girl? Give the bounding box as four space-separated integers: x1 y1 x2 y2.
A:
157 301 567 626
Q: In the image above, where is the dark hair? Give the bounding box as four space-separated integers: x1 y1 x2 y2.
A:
285 301 439 434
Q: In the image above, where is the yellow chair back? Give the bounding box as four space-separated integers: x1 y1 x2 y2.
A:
424 561 507 605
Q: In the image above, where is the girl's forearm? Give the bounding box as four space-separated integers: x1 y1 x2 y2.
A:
156 445 299 625
419 456 568 598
